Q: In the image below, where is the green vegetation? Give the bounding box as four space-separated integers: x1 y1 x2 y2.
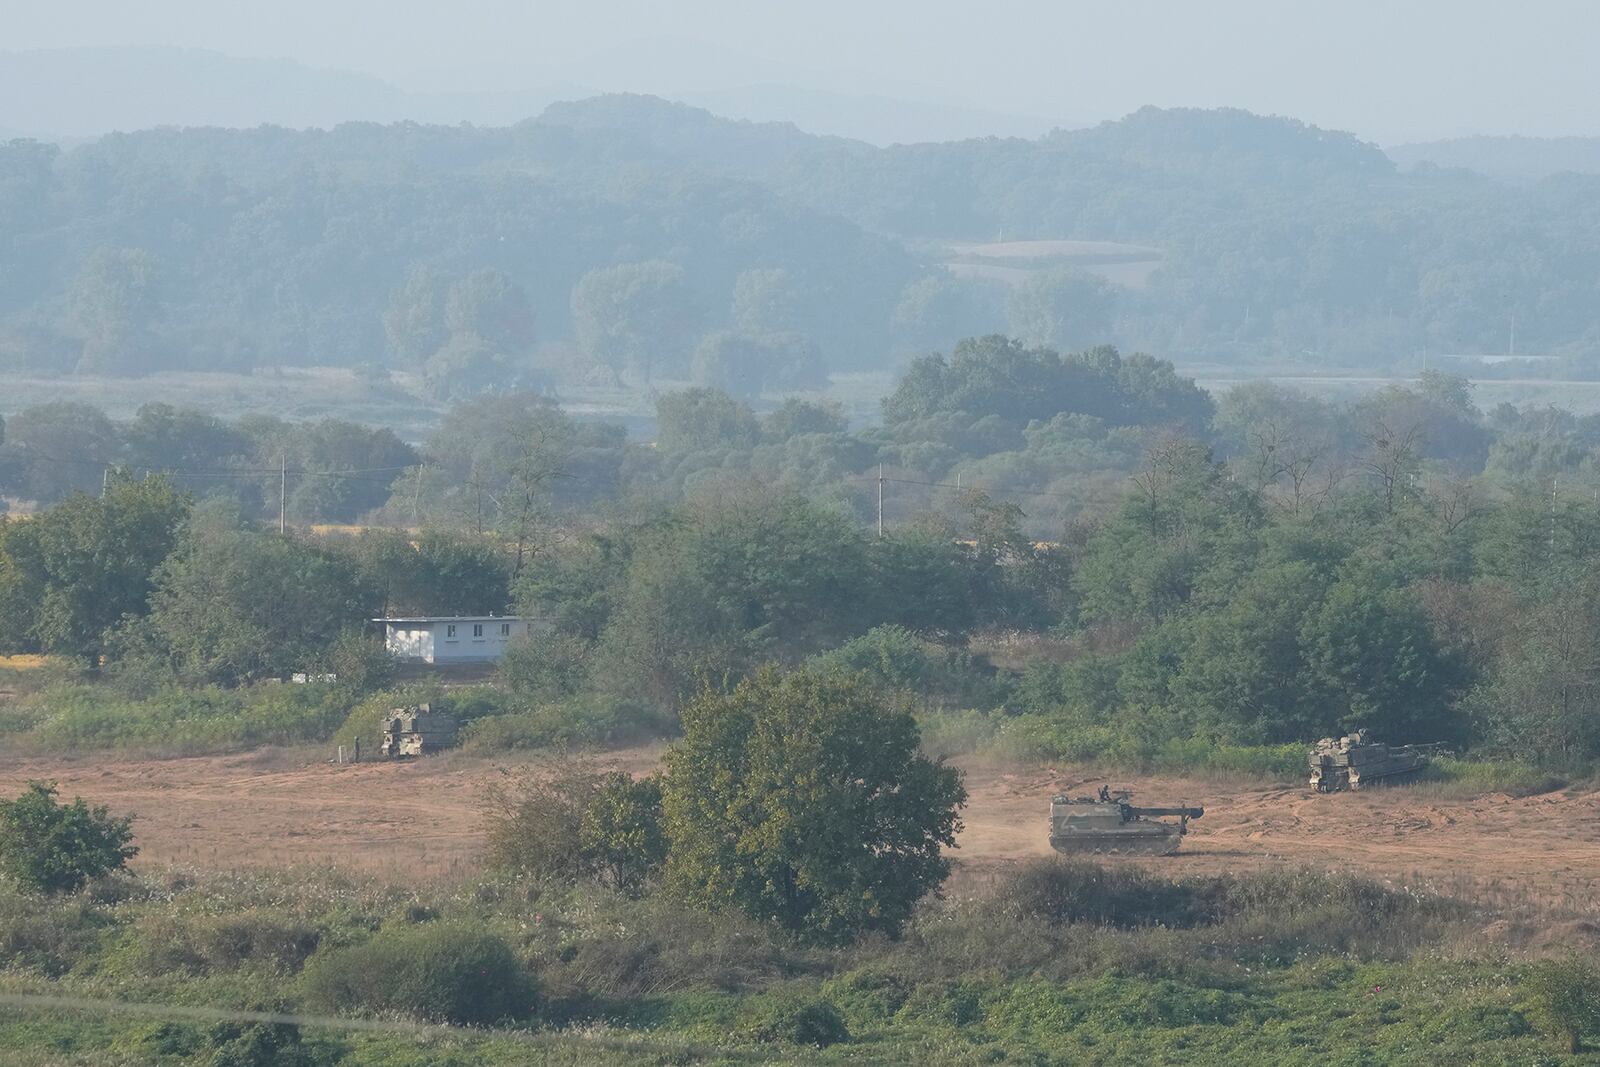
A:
0 782 136 894
0 856 1588 1064
300 922 536 1027
663 669 965 944
7 99 1600 392
1526 957 1600 1054
9 349 1600 787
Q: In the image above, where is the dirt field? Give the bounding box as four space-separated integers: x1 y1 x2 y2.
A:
1 749 1596 911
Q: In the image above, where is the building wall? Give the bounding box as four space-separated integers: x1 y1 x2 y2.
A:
385 627 436 664
386 619 541 664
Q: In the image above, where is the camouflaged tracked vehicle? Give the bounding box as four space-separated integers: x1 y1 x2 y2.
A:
1048 787 1204 856
378 703 458 758
1308 730 1449 792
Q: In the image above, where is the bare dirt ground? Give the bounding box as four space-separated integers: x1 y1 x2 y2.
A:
1 749 1597 911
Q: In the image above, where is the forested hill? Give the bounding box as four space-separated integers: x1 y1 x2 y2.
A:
5 97 1600 382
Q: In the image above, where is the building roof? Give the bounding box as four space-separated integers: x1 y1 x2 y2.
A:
372 615 527 624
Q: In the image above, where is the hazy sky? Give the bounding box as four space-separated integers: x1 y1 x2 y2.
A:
10 0 1600 143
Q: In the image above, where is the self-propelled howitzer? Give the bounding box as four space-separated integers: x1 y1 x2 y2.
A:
1048 788 1204 856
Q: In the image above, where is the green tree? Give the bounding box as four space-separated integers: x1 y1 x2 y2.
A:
579 772 668 894
110 502 374 686
1168 562 1332 742
0 782 137 894
444 269 535 355
69 247 162 375
0 474 190 666
597 495 869 705
762 398 846 439
422 334 511 400
892 273 1006 351
662 667 965 944
1526 957 1600 1054
691 330 823 398
655 388 761 453
1303 567 1467 743
731 267 800 335
381 264 449 366
0 402 122 503
571 260 701 382
1006 267 1115 353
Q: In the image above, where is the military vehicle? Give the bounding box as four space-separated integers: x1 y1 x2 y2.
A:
1308 730 1449 792
1048 786 1204 855
378 703 458 758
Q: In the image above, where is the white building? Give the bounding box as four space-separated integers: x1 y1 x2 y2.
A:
373 615 539 665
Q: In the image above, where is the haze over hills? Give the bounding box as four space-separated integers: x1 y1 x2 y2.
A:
0 46 594 139
1390 135 1600 183
6 90 1600 389
0 45 1066 145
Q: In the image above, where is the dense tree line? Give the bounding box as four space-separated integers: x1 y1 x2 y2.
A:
7 98 1600 384
7 338 1600 768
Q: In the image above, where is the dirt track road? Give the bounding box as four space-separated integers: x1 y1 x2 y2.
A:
1 750 1597 909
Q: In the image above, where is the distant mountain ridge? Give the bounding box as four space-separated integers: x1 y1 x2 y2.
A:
1390 135 1600 183
0 45 1065 146
0 46 588 138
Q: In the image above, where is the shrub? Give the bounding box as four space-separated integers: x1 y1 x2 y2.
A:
499 630 593 703
300 922 535 1026
744 988 850 1047
993 859 1216 930
537 896 809 1002
459 696 665 753
0 782 137 894
483 761 665 890
125 910 320 976
1526 956 1600 1053
579 773 668 893
316 629 396 698
481 762 598 883
206 1021 312 1067
808 626 1008 708
1423 757 1567 798
0 887 108 975
22 682 348 753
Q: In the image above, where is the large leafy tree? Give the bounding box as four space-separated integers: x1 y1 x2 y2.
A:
344 528 510 617
596 494 869 704
0 474 190 666
0 782 137 894
663 667 965 944
570 260 701 382
1005 266 1115 353
111 501 375 686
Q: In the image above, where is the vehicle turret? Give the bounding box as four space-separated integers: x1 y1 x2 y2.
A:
1048 788 1203 855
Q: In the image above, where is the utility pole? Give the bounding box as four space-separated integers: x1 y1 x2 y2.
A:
278 453 287 535
1551 473 1559 555
101 467 110 498
877 464 884 539
411 465 424 527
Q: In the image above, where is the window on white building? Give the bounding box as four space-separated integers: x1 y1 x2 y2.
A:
446 624 456 639
473 623 484 638
500 623 511 636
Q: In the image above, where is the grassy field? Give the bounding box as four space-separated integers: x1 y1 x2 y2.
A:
0 859 1592 1065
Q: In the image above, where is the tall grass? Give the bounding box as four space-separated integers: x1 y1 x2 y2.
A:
1415 757 1569 799
14 683 350 754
